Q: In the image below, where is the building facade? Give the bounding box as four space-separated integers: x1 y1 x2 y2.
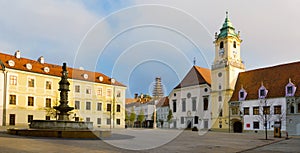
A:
229 62 300 135
0 51 126 128
210 12 245 131
169 66 211 129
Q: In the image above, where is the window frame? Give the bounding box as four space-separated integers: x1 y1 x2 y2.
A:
28 96 34 106
9 94 16 105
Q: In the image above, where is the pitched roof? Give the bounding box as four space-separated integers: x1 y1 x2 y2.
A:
156 96 169 107
174 66 211 89
230 61 300 101
0 52 125 87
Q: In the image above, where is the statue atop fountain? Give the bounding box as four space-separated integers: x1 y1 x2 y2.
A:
54 63 74 120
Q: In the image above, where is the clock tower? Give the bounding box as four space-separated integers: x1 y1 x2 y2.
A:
211 12 245 130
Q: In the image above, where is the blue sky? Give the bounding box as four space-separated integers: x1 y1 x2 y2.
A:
1 0 300 98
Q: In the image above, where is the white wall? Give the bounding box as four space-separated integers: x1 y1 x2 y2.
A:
241 97 287 131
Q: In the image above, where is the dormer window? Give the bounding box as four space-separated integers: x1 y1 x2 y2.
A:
239 87 247 101
286 79 296 97
258 83 268 99
26 63 32 70
44 67 50 73
83 74 88 79
8 60 15 67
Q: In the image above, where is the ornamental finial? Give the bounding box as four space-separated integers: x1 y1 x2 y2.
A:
226 11 228 18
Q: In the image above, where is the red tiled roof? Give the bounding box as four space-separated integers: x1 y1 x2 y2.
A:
230 61 300 101
0 52 125 87
174 66 211 89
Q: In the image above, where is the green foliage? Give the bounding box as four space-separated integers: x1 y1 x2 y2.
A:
167 109 173 123
137 109 145 123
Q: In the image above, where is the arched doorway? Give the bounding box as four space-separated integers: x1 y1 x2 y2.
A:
233 121 243 133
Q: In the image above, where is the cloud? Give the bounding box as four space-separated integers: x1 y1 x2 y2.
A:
0 0 100 64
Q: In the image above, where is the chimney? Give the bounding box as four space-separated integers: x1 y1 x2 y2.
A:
15 50 20 59
134 93 138 99
38 56 44 64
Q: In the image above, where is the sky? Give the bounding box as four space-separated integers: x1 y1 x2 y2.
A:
1 0 300 98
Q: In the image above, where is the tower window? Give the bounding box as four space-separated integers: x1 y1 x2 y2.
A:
220 41 224 49
233 41 237 48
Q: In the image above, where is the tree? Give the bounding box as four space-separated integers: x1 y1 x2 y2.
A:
256 99 285 140
129 107 136 128
125 110 130 126
137 109 145 127
167 109 173 128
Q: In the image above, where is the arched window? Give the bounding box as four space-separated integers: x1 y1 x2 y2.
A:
291 105 295 114
218 96 222 102
220 41 224 49
233 41 237 48
203 97 208 110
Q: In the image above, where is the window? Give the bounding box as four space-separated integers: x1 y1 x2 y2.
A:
117 104 121 112
107 119 111 125
203 97 208 111
10 75 17 85
181 117 184 124
231 107 238 115
107 104 111 112
218 96 222 102
240 92 244 99
194 116 199 124
274 105 282 114
75 85 80 93
243 107 249 115
97 102 102 111
260 89 266 97
116 90 121 97
253 121 260 129
182 99 186 112
97 118 101 124
219 109 223 117
258 85 268 99
117 119 121 125
45 116 50 120
45 98 51 107
28 78 34 87
233 41 236 48
86 117 90 122
86 102 91 110
220 41 224 49
9 95 16 105
192 98 197 111
107 89 112 97
28 115 33 123
9 114 15 125
46 81 52 89
287 86 293 94
263 106 270 115
298 103 300 113
290 105 295 114
253 107 259 115
86 87 91 94
75 101 80 109
28 96 34 106
97 87 102 96
173 100 177 112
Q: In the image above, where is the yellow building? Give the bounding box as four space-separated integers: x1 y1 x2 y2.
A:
211 12 245 131
0 51 126 129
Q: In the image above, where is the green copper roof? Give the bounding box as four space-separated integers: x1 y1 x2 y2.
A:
218 12 238 39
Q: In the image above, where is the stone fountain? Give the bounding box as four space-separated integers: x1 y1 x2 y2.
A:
7 63 111 138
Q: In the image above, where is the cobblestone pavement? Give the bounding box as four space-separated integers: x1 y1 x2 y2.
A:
0 127 296 153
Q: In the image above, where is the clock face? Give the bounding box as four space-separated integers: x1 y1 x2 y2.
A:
219 49 224 56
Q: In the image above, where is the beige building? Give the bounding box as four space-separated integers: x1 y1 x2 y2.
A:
0 51 126 129
210 13 245 131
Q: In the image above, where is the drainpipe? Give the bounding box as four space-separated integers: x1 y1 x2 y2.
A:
2 70 7 126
